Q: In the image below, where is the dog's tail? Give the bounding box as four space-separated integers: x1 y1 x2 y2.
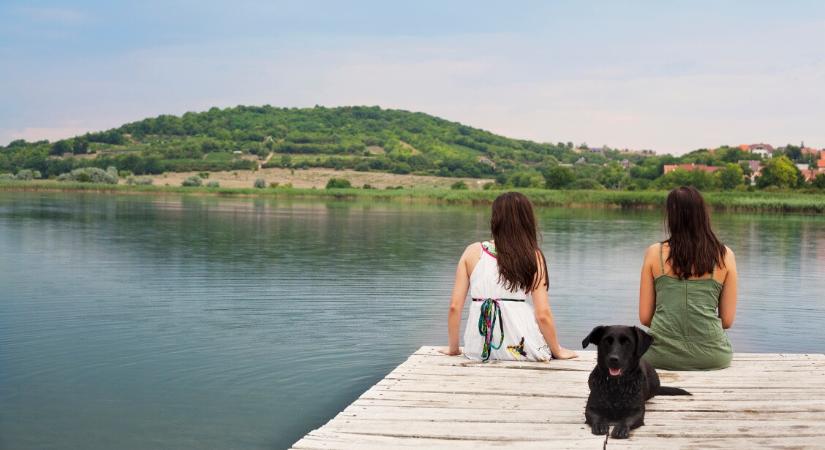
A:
657 386 691 396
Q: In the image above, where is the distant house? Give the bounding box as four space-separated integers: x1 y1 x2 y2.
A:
587 146 605 154
477 156 495 169
800 168 821 182
663 163 720 174
739 160 762 174
801 147 821 157
738 160 763 185
620 159 631 169
747 143 775 158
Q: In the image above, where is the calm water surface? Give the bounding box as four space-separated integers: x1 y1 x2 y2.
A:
1 192 824 449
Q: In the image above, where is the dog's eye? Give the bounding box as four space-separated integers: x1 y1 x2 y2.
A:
619 337 630 345
604 337 614 345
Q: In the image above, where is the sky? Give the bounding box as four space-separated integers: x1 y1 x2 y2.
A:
1 1 824 154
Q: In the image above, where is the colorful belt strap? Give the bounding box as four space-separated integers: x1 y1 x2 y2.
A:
473 298 525 361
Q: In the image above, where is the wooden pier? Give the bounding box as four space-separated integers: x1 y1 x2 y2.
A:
292 346 825 449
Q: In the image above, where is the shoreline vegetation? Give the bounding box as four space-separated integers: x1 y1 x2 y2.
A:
3 180 825 213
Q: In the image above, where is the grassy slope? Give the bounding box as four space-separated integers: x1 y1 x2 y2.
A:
3 181 825 213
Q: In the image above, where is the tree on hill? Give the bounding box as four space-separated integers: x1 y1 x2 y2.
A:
542 165 575 189
756 156 800 189
717 163 745 189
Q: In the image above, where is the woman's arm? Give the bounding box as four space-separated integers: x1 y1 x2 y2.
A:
440 244 475 356
639 244 658 327
532 253 577 359
719 247 738 329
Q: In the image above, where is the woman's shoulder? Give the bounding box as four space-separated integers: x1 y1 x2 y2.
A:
644 242 663 257
461 242 483 259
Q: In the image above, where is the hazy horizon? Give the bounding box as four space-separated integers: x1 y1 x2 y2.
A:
2 1 824 154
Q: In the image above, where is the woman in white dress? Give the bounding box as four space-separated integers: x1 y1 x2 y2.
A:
440 192 577 361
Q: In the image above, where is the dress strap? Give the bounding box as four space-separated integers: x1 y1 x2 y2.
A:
659 242 666 276
481 241 497 259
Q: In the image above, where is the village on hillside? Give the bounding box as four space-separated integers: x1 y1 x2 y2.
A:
660 143 825 185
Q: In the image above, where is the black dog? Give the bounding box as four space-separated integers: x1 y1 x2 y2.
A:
582 325 690 439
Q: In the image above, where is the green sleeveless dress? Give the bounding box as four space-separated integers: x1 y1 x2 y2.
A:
643 243 733 370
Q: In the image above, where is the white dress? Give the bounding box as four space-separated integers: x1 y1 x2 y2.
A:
463 241 553 362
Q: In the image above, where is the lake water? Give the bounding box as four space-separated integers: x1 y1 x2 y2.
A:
1 192 824 449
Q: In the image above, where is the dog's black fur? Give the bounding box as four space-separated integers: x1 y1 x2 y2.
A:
582 325 690 439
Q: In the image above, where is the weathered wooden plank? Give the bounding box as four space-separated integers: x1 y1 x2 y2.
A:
293 429 606 449
383 371 825 387
369 381 825 399
291 347 825 449
337 405 825 423
607 436 825 450
414 346 825 360
352 396 825 413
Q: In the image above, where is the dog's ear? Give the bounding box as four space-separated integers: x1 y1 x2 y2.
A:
582 326 606 349
634 327 653 356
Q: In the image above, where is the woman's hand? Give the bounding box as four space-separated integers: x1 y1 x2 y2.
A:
438 347 462 356
551 346 578 360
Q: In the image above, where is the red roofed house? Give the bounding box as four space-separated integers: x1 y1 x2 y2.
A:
663 163 720 174
802 147 821 157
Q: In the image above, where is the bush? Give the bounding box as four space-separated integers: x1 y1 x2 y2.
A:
450 181 468 190
362 184 374 189
57 167 119 184
15 169 41 180
0 173 15 180
206 181 220 188
567 178 605 190
181 175 203 187
269 182 280 188
126 176 154 186
254 178 267 189
813 174 825 189
325 178 352 189
198 172 210 179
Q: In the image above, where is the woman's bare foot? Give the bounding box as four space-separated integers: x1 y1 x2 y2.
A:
552 347 578 359
438 347 462 356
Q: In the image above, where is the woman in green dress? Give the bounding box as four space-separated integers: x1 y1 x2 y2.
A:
639 186 738 370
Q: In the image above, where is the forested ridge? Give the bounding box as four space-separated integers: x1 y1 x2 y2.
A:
2 105 822 190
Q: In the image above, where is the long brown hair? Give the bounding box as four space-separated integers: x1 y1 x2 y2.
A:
664 186 726 279
490 192 548 292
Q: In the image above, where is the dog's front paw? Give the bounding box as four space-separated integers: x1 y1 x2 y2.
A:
611 424 630 439
590 422 609 435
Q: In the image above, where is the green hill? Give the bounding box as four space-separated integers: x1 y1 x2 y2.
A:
1 106 640 179
2 105 812 191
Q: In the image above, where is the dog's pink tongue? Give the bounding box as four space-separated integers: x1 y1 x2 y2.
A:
609 368 622 376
